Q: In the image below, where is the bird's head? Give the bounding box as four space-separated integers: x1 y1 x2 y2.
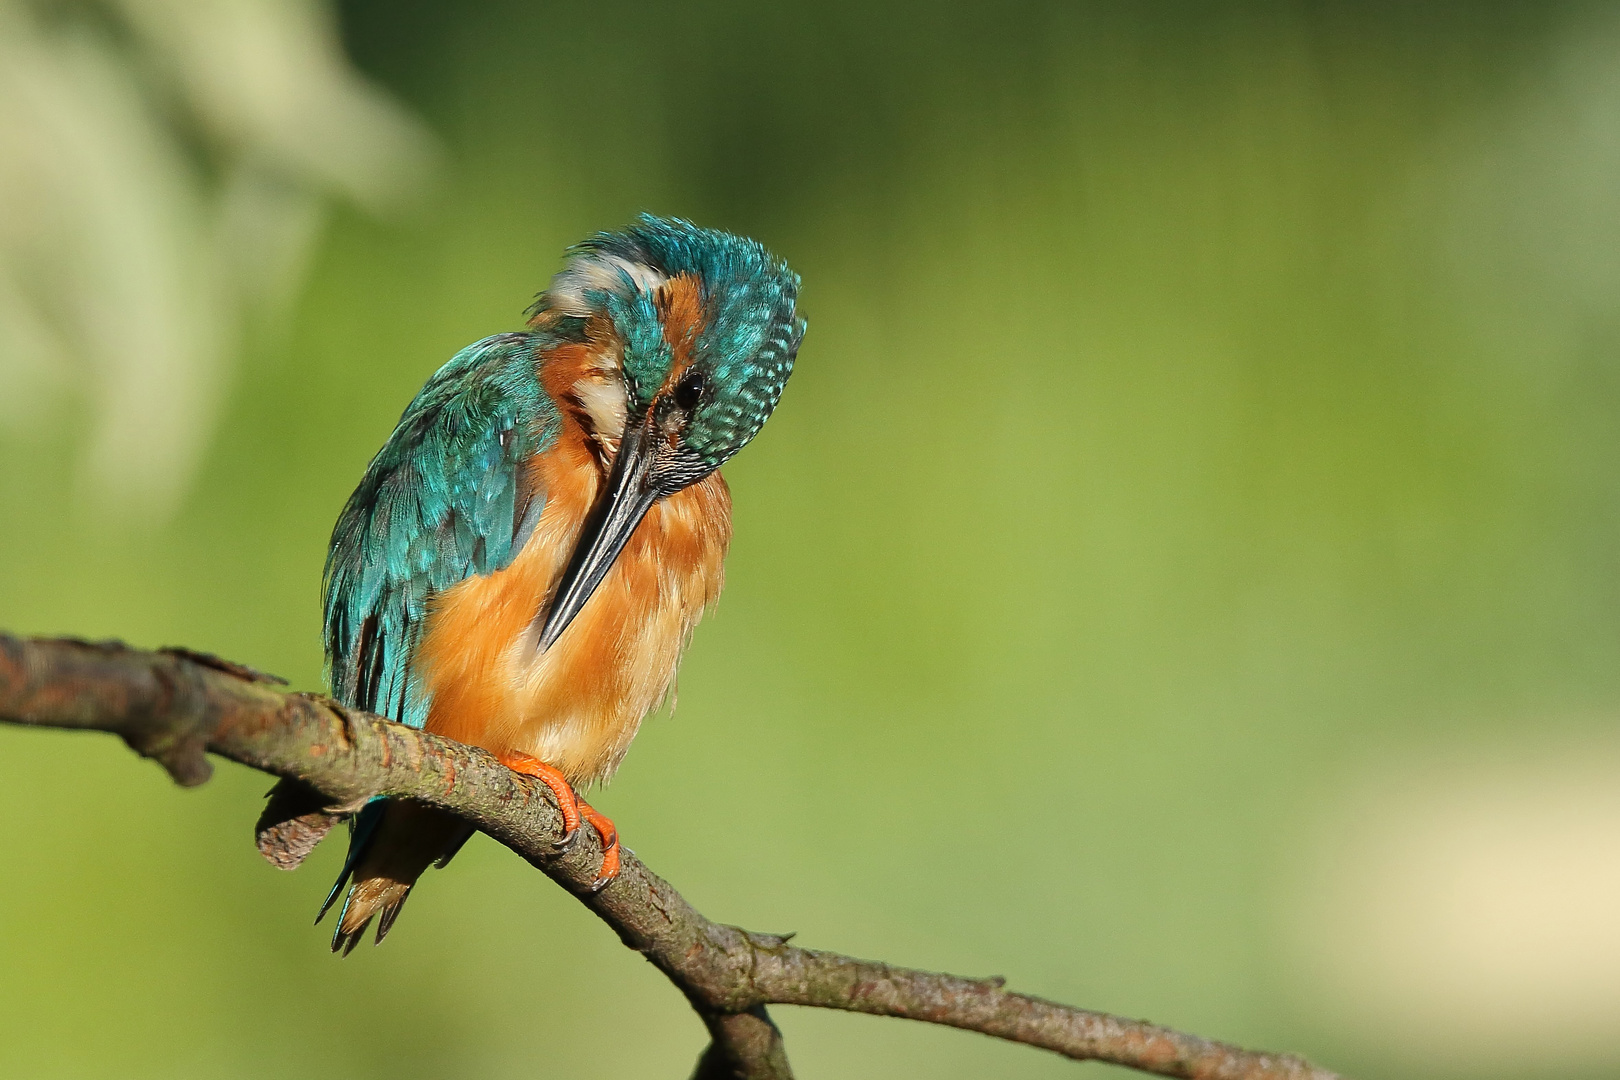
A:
527 214 805 648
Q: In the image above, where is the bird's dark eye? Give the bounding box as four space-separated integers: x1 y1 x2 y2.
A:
673 368 706 410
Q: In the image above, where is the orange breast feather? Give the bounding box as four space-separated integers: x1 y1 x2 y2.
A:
413 358 731 787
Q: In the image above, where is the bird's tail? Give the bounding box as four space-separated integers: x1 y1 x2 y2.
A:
318 799 473 955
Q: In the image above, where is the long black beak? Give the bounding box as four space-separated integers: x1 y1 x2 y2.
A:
537 416 662 651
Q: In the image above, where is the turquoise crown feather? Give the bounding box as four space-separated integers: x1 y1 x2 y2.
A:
537 214 806 469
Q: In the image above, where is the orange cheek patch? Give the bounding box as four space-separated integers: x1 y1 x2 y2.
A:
655 272 706 389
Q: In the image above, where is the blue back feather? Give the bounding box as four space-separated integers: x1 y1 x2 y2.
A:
323 331 559 726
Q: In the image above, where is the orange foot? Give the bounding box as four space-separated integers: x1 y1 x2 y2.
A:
577 797 620 891
497 751 622 892
497 751 581 849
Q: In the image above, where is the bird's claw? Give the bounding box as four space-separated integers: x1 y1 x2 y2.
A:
588 843 621 892
550 827 578 854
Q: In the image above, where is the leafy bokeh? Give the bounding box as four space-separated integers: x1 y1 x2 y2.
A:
5 3 1620 1078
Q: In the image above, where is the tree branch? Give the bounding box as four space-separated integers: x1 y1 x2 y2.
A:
0 634 1340 1080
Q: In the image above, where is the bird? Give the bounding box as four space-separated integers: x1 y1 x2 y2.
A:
283 215 804 954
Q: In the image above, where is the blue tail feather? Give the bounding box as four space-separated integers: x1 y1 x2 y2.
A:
316 798 387 925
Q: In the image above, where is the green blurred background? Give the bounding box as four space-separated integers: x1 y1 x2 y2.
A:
4 1 1620 1077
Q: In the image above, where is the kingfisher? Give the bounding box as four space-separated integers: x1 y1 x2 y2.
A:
284 215 804 953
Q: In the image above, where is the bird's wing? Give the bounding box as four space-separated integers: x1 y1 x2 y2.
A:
323 332 559 726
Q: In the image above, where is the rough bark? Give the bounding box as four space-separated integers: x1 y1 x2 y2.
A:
0 634 1341 1080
